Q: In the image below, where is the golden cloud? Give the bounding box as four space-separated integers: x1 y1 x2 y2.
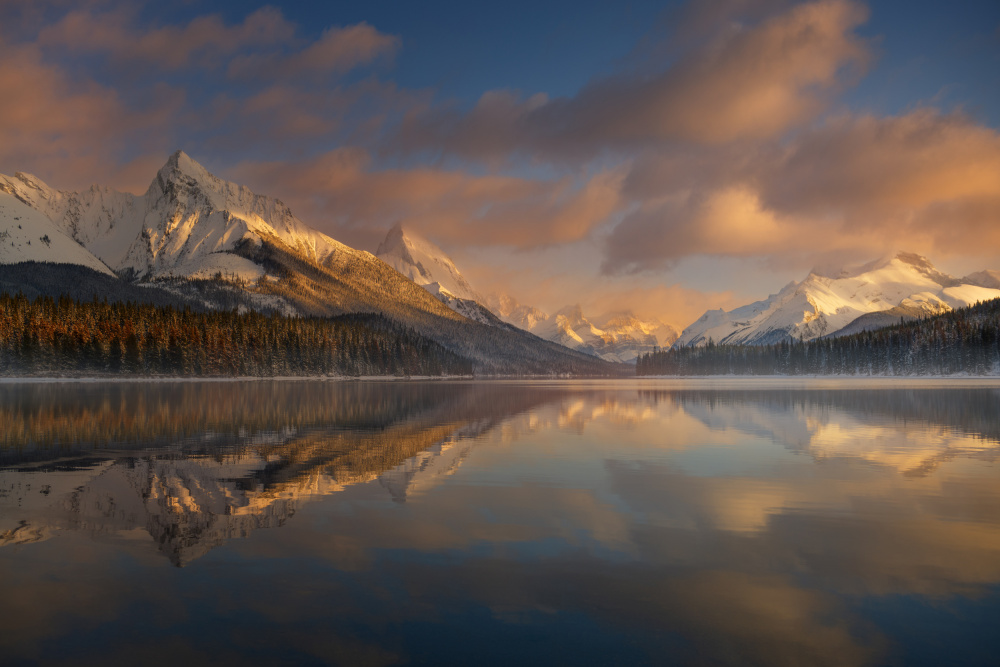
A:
228 150 626 250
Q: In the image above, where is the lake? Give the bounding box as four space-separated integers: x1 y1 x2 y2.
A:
1 379 999 666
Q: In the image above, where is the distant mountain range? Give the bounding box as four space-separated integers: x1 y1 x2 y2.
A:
0 151 617 375
675 252 1000 347
375 224 678 362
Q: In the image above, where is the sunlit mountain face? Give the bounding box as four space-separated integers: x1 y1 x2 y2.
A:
2 379 1000 665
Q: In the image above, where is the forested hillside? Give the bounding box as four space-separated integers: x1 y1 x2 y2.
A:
637 298 1000 376
0 293 472 377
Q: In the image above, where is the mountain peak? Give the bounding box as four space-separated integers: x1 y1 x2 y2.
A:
811 251 951 283
375 224 480 303
9 172 51 191
377 222 409 256
599 311 640 328
158 150 214 185
676 251 992 348
554 304 587 323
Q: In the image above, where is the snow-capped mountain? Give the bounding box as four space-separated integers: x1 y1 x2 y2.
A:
376 222 480 302
600 311 680 355
372 224 677 362
488 293 549 330
2 151 351 280
0 172 142 271
964 270 1000 290
375 223 500 325
534 305 678 363
0 193 115 276
490 295 679 363
675 252 1000 347
0 151 615 374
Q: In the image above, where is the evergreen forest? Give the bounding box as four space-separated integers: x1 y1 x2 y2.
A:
637 298 1000 376
0 293 473 377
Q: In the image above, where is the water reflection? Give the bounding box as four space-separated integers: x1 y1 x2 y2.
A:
1 380 999 666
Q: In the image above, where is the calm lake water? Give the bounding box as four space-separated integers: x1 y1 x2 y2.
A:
1 379 999 666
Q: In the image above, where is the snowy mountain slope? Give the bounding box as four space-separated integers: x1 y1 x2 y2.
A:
0 172 143 270
0 193 115 276
536 306 679 363
371 224 677 362
1 152 617 374
963 270 1000 290
598 311 680 358
1 152 462 324
676 252 1000 347
428 285 515 328
123 151 356 278
536 305 603 350
490 295 678 363
488 294 549 330
376 223 480 302
1 151 354 280
373 223 506 326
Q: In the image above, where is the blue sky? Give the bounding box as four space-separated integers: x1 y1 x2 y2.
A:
146 1 1000 120
1 0 998 327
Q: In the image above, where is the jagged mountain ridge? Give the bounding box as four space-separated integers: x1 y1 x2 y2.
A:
490 294 679 363
0 152 617 374
374 224 678 362
0 193 115 276
377 222 480 302
675 252 1000 347
375 223 505 327
1 152 352 279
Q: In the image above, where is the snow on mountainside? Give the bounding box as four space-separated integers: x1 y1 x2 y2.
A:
372 224 678 362
0 153 466 336
1 151 353 280
601 312 680 352
0 152 615 374
126 151 354 279
0 171 143 270
376 223 480 302
534 305 678 363
374 223 498 325
0 193 115 276
488 293 549 330
489 293 679 363
964 270 1000 290
675 252 1000 348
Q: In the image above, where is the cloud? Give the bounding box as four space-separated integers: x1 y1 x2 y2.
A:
37 6 397 79
602 109 1000 273
762 111 1000 214
199 78 424 155
760 110 1000 246
38 6 296 70
396 0 871 161
604 186 793 273
0 39 181 190
228 150 626 251
463 255 739 330
1 4 408 189
585 283 741 328
227 23 399 80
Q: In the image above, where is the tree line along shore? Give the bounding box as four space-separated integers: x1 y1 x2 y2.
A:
0 293 473 377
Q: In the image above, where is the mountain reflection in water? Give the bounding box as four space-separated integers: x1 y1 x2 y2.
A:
1 380 999 666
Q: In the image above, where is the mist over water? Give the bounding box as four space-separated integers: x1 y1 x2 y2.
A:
1 379 999 666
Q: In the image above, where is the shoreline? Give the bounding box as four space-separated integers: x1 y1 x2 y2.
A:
2 374 1000 386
